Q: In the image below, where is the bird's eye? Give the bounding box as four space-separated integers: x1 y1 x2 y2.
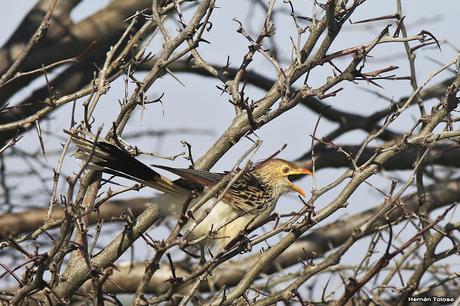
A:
282 166 290 174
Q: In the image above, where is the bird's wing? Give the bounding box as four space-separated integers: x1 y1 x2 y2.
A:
223 173 274 213
153 166 273 213
153 164 225 187
157 166 274 213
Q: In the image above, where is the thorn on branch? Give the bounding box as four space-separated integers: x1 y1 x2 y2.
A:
419 30 441 51
181 141 195 168
351 14 400 25
318 87 343 99
165 253 183 286
393 16 405 37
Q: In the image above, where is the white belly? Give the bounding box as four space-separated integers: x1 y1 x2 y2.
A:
183 198 275 249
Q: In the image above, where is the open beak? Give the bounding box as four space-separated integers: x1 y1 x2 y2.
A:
288 167 312 197
290 183 306 196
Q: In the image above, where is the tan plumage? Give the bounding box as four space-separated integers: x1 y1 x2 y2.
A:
70 133 312 249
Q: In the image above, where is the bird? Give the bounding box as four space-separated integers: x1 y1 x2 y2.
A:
70 133 312 251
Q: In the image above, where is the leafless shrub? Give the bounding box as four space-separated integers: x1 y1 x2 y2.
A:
0 0 459 305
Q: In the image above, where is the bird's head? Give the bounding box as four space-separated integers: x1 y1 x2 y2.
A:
253 158 312 196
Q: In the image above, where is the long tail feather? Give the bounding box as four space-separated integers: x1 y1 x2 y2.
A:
68 132 188 197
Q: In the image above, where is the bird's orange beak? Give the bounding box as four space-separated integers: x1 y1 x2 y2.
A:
288 167 312 197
